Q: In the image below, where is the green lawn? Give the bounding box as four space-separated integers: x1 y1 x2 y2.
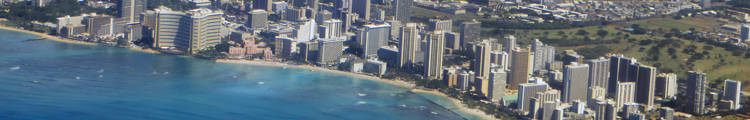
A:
411 7 449 17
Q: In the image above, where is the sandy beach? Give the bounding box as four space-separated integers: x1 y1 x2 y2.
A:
219 59 497 120
411 89 499 120
0 25 158 53
216 59 416 88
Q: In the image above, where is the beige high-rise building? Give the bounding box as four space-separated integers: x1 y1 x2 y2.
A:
489 69 507 102
150 6 190 50
398 23 419 69
186 8 224 54
474 41 492 78
509 48 531 90
443 66 460 88
423 30 445 78
563 62 589 103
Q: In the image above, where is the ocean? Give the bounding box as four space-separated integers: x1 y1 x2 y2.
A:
0 29 471 120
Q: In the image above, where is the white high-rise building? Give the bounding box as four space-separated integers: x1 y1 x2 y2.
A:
358 23 391 58
531 39 555 72
475 41 493 78
294 19 317 42
423 31 445 78
723 80 742 110
657 73 678 99
616 82 636 111
588 57 610 89
320 19 343 39
398 23 419 69
518 82 548 113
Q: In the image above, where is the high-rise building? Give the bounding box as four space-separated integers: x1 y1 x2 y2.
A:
588 57 610 89
635 65 656 110
275 36 297 56
299 41 319 62
445 32 460 50
459 20 481 50
398 23 419 69
608 54 637 93
246 9 268 29
686 70 708 115
423 31 445 78
491 52 509 70
119 0 147 23
428 19 452 31
294 19 317 42
504 35 516 52
616 82 636 110
374 9 386 21
563 50 583 67
551 107 564 120
604 100 617 120
253 0 273 11
723 79 742 110
474 41 493 78
532 39 555 72
84 15 113 36
659 107 674 120
386 20 401 39
317 39 345 65
359 23 391 58
656 73 677 99
283 7 303 21
587 86 606 109
392 0 411 23
593 100 608 120
741 24 749 43
563 62 589 103
518 82 548 112
315 10 333 24
351 0 370 20
701 0 710 8
457 70 475 91
150 7 223 54
489 69 507 102
320 19 343 38
509 48 532 90
443 67 459 88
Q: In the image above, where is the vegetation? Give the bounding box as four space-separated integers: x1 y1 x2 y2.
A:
0 0 116 33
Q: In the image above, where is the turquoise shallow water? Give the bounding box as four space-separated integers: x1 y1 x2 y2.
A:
0 29 465 120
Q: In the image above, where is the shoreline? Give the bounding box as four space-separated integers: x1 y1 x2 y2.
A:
0 25 158 53
411 89 499 120
1 25 495 120
216 59 416 88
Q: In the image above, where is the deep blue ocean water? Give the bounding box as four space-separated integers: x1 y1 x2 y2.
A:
0 29 467 120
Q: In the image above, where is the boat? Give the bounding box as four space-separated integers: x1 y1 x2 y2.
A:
32 80 39 83
357 101 367 104
399 104 406 107
75 77 80 80
9 66 20 70
97 69 104 73
358 93 366 97
258 82 265 84
99 75 104 78
431 112 438 115
164 72 169 74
